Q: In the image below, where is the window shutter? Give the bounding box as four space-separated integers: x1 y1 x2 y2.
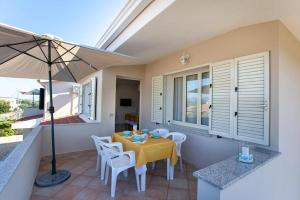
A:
234 52 269 145
78 85 83 114
210 60 235 137
152 76 163 123
90 77 97 120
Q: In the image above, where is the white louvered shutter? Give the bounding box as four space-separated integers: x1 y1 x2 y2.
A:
210 60 235 137
152 76 163 123
78 85 83 114
234 52 269 145
90 77 97 120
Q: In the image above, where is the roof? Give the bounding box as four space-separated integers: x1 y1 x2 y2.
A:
40 115 85 125
96 0 300 63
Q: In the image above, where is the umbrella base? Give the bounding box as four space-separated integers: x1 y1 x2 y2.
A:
35 170 71 187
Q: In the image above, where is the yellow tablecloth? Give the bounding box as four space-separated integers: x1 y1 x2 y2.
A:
113 132 178 167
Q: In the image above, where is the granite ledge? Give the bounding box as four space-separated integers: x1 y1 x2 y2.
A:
193 148 280 190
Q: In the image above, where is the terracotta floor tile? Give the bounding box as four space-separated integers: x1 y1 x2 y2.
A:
86 178 110 192
73 188 99 200
150 175 169 187
153 168 167 177
32 184 64 197
189 180 197 192
190 190 197 200
62 173 79 185
54 185 83 200
145 185 168 200
120 182 143 198
71 165 91 175
169 178 189 190
83 167 99 177
173 171 187 179
167 188 189 200
95 190 121 200
33 150 198 200
70 175 93 187
31 194 51 200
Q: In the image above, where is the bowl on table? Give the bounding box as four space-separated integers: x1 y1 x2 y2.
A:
141 129 149 134
122 130 131 137
152 131 160 139
132 135 141 142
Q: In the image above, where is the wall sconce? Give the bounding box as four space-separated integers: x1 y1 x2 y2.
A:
180 52 190 65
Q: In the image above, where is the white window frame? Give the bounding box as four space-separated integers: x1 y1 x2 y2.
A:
169 66 210 130
82 81 92 117
79 76 99 122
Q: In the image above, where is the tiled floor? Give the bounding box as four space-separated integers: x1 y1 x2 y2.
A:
31 150 198 200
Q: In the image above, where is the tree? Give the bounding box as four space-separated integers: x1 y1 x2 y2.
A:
0 100 10 114
19 99 32 110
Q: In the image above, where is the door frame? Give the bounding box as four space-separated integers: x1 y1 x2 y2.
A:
115 75 143 131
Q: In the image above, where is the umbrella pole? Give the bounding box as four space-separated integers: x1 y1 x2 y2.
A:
48 59 56 174
35 40 70 187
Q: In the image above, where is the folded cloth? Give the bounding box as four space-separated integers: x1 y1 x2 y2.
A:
135 165 147 175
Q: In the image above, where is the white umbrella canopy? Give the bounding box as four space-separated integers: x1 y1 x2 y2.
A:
0 23 138 82
19 88 40 95
0 23 139 187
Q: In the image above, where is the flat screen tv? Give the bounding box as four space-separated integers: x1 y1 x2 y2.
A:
120 98 132 106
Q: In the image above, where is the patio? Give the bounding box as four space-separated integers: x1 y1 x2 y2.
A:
31 150 197 200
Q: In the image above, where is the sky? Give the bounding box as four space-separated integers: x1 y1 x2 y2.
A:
0 0 127 99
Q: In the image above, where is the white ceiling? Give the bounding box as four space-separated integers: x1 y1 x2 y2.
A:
111 0 300 63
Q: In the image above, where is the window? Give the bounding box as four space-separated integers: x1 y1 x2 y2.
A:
201 72 210 126
172 69 209 128
82 82 92 116
210 52 270 145
79 77 97 120
161 52 269 145
173 77 183 121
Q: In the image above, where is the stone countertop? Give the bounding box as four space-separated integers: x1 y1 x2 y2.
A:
193 148 280 189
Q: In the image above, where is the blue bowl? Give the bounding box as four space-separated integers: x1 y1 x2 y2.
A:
152 132 160 138
141 129 149 134
133 135 141 142
123 130 131 137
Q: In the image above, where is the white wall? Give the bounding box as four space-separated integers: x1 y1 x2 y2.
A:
78 70 103 122
43 81 79 120
0 127 42 200
41 123 103 156
207 21 300 200
23 108 43 117
100 65 145 133
141 21 279 168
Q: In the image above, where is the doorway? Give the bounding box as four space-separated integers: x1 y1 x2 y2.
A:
115 78 140 132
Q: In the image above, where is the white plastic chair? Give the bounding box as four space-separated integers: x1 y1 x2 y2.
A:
102 142 140 198
91 135 122 180
165 132 187 172
152 128 169 138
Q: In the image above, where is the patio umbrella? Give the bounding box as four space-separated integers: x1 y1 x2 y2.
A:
0 23 137 187
19 88 40 107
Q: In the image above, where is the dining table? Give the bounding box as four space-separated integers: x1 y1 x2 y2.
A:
112 131 178 191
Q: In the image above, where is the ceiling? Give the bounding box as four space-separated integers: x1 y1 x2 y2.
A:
110 0 300 63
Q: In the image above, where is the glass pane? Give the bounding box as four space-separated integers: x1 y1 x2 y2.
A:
173 77 183 121
201 72 210 126
186 74 198 124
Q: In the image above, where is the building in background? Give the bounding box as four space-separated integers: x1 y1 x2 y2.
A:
38 80 81 120
0 97 19 111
